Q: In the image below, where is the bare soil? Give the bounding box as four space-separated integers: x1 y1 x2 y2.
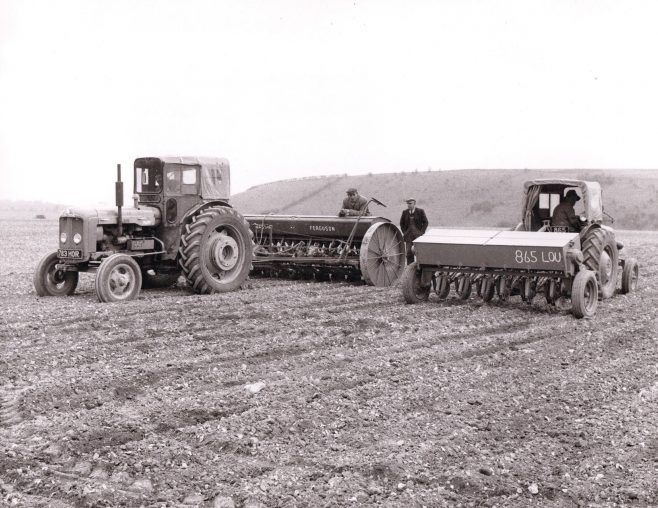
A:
1 219 657 507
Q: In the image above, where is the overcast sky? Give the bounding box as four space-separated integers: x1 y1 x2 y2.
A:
1 0 657 205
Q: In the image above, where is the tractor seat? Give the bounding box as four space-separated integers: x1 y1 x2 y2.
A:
616 241 624 251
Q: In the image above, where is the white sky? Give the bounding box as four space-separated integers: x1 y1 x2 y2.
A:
1 0 657 205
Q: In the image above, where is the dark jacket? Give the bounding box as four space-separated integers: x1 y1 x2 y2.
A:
340 195 370 216
400 208 429 241
551 202 580 230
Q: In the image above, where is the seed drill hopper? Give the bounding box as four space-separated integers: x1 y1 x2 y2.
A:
245 198 406 286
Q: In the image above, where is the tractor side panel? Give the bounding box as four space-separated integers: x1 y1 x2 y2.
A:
245 215 387 241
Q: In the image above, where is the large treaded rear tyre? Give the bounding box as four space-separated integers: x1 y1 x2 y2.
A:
401 263 430 304
34 252 78 296
581 227 619 299
571 269 598 319
179 206 253 294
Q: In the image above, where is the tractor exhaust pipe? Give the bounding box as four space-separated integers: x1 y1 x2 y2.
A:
116 163 124 237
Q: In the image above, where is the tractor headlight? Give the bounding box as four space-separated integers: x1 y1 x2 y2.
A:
60 232 67 243
73 233 82 245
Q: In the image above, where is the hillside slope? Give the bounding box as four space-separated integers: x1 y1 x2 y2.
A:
231 169 658 230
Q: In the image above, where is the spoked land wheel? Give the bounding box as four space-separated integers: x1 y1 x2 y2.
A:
620 258 639 294
571 269 599 319
402 263 431 304
360 222 406 286
34 251 79 296
581 227 619 299
95 254 142 303
179 206 253 294
141 268 181 289
435 272 451 299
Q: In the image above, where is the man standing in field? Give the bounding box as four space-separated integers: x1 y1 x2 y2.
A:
339 188 370 217
400 198 429 264
552 189 583 231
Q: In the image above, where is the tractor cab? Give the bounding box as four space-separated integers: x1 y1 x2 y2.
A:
519 179 603 232
134 156 230 224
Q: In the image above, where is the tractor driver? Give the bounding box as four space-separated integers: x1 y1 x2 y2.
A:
338 188 370 217
551 189 582 231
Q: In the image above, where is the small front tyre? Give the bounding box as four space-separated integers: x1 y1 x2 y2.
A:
34 252 78 296
620 258 639 294
571 270 598 319
402 263 431 304
95 254 142 303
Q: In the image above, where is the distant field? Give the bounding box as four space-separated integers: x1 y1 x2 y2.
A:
1 219 657 506
230 169 658 230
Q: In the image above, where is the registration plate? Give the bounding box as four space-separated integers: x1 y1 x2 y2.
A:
58 249 82 259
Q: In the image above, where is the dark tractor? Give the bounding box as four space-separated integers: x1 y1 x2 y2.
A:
517 179 638 301
34 156 253 302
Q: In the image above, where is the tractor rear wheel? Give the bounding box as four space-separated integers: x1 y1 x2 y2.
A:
571 270 598 319
95 254 142 303
141 268 180 289
359 222 406 286
402 263 430 303
179 206 253 294
581 227 619 299
620 257 639 294
34 252 78 297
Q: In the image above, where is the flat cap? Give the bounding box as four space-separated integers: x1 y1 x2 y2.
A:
405 197 416 203
346 188 357 193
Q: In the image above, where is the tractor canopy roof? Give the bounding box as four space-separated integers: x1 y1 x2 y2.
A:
522 178 603 222
136 156 230 200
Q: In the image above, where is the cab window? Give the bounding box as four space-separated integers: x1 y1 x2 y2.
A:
539 193 561 215
135 167 162 193
164 165 198 194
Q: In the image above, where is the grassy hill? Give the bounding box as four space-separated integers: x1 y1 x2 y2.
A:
230 169 658 230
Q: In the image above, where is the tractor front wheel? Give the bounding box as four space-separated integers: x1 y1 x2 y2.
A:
179 206 253 294
402 263 431 304
34 252 78 297
571 270 598 319
620 258 639 294
95 254 142 303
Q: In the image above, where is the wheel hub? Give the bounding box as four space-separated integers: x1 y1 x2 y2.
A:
210 232 239 271
110 270 131 291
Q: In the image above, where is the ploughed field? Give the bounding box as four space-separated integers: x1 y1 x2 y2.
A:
1 219 657 507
